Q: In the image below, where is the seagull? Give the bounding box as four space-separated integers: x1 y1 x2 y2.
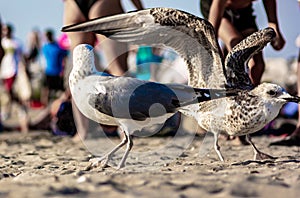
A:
62 7 300 162
68 44 235 168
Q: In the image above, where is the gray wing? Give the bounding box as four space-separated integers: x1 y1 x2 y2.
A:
88 79 182 121
224 27 275 90
62 7 226 89
88 77 236 121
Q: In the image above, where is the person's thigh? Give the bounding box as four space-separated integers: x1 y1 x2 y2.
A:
89 0 124 18
89 0 129 76
63 0 96 49
218 18 244 50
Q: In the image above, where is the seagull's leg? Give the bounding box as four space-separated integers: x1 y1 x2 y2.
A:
245 135 276 160
88 130 128 168
117 133 133 169
213 132 224 161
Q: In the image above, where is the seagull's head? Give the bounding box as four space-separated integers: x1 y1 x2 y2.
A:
73 44 95 71
69 44 97 89
253 83 300 104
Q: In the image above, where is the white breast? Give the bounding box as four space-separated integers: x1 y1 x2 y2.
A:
71 76 118 126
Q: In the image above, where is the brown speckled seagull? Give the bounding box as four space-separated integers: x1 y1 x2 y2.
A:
62 8 300 162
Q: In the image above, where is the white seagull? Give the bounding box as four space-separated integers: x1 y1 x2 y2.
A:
68 44 235 168
62 7 300 162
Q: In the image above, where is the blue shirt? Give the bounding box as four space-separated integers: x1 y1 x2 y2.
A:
42 42 68 76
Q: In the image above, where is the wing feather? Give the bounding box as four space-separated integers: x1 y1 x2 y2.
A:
224 27 275 89
62 8 226 88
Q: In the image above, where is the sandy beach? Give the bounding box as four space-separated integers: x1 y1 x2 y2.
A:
0 55 298 197
0 56 298 197
0 128 299 198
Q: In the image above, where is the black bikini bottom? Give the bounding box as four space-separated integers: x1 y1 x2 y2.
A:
74 0 98 19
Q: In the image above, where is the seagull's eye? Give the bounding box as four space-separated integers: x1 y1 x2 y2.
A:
267 90 277 96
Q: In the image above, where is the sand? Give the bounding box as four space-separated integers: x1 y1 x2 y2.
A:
0 130 300 198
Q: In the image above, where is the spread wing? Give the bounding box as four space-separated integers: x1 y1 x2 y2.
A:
224 27 276 89
62 7 226 89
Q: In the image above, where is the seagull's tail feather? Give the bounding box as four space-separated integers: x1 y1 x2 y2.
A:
193 88 237 102
178 88 237 107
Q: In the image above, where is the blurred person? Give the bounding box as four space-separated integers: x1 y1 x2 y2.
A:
0 16 4 63
0 23 29 132
24 28 41 78
200 0 285 86
50 94 76 137
135 45 164 81
24 28 44 107
269 33 300 146
57 32 70 50
0 23 22 119
63 0 144 142
135 45 153 80
25 28 41 67
41 29 68 106
0 16 4 131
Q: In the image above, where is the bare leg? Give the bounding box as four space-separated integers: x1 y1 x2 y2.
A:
88 129 128 169
98 39 128 76
118 134 133 169
219 21 264 86
71 99 89 142
245 134 276 160
218 18 244 52
40 87 49 106
18 104 29 133
1 90 11 120
90 0 129 76
213 132 224 161
64 0 96 142
241 29 265 87
248 53 265 87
